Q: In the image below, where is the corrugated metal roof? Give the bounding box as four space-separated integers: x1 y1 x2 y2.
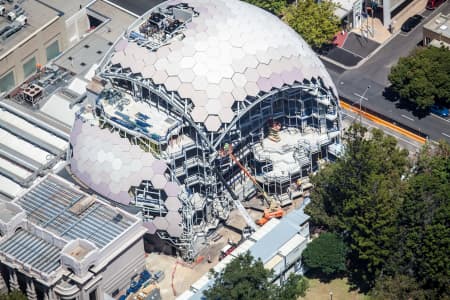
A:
0 229 61 275
249 218 280 242
249 220 299 264
284 209 309 227
249 209 309 264
15 176 135 248
265 254 283 270
278 234 306 257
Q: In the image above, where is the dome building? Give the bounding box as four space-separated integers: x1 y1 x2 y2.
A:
69 0 342 260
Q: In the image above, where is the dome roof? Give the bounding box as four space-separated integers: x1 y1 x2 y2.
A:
109 0 337 131
70 119 182 207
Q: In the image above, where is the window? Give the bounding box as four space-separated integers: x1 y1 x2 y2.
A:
88 289 97 300
23 56 37 78
46 40 60 62
0 71 15 93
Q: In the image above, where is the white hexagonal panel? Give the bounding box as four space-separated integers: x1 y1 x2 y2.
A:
106 0 337 130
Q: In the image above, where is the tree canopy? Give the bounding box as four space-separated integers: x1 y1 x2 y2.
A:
395 142 450 296
204 252 308 300
302 232 347 277
243 0 287 16
305 123 450 298
388 46 450 109
0 290 27 300
283 0 340 48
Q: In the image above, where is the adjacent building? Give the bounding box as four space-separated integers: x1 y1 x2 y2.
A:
0 0 93 94
0 174 147 300
423 13 450 47
178 208 311 299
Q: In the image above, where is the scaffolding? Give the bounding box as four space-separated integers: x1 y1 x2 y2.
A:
75 3 344 260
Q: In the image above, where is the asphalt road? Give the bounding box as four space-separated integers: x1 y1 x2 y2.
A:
324 2 450 142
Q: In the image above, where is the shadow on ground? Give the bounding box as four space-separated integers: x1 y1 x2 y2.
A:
383 86 430 119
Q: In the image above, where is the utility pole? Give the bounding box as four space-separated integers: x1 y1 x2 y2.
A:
356 85 370 123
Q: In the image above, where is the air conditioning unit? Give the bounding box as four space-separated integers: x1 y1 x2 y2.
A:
15 15 27 26
7 11 16 21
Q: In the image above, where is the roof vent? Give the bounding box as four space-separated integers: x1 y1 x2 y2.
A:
440 25 448 30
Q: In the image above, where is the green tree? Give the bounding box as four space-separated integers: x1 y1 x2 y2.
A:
283 0 340 48
306 124 409 289
275 274 309 299
370 275 428 300
204 252 308 300
0 290 27 300
243 0 288 16
388 46 450 109
302 232 347 277
395 142 450 297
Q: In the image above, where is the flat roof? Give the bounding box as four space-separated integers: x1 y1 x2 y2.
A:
0 0 60 59
14 175 136 248
54 33 111 75
38 0 92 17
424 13 450 39
0 175 23 199
0 229 61 275
249 219 299 264
105 0 165 16
249 209 309 264
88 0 137 41
0 107 67 152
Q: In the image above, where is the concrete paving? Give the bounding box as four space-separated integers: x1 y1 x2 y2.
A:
342 33 380 58
145 225 241 300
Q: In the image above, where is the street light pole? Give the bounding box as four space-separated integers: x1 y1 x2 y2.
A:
357 85 371 123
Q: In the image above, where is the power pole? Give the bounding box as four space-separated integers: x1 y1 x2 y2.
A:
356 85 370 123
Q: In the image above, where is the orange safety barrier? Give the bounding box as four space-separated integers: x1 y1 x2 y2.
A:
339 100 426 144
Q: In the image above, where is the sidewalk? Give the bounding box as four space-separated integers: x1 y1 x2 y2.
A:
391 0 428 33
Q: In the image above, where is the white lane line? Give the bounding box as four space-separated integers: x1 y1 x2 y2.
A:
442 132 450 138
341 112 421 148
401 114 414 121
431 113 450 123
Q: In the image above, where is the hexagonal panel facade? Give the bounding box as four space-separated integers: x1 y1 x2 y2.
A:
70 118 183 210
109 0 337 132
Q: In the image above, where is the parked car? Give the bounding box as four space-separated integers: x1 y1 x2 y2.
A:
426 0 446 9
430 105 449 117
401 15 423 32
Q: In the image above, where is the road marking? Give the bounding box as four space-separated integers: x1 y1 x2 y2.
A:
353 93 368 101
431 113 450 123
340 47 364 59
341 112 421 148
401 114 414 121
442 132 450 138
340 100 426 143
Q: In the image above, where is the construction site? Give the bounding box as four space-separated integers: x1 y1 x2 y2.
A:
69 0 343 262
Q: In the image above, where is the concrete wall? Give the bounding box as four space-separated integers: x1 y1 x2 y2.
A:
423 27 450 45
100 238 146 296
